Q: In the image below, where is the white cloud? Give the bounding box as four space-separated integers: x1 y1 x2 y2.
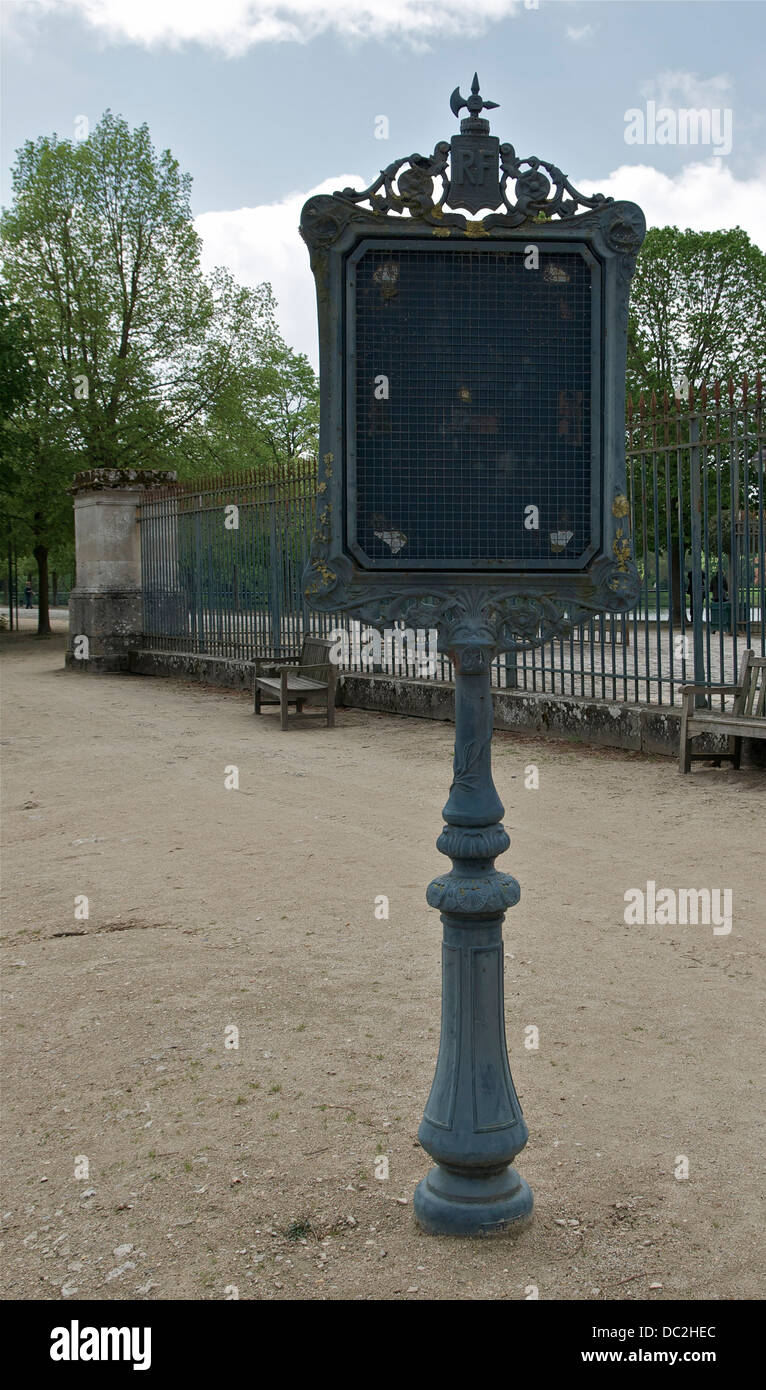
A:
195 175 364 366
574 158 766 248
23 0 522 54
196 159 766 369
566 24 595 43
639 70 732 109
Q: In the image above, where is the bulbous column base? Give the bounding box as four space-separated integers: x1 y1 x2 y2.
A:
414 1162 533 1237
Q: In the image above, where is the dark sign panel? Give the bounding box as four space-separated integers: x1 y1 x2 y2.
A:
300 79 645 645
348 242 599 570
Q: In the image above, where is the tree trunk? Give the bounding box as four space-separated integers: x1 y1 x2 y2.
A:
33 543 52 636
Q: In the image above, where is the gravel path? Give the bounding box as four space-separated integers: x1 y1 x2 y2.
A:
1 630 763 1300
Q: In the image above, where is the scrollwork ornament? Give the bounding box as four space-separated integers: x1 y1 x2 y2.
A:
300 90 618 236
300 195 351 249
513 168 552 216
395 163 438 215
604 202 647 255
304 564 639 653
590 555 642 607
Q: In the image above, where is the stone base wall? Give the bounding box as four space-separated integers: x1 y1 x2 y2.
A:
341 672 766 766
66 589 142 672
129 648 254 690
121 648 766 765
341 672 717 757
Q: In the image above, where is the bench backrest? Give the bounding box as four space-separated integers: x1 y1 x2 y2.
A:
300 636 335 683
733 650 766 719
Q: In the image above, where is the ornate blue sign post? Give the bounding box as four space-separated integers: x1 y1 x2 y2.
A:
301 78 645 1236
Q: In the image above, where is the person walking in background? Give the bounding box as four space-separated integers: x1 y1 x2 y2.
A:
24 580 33 609
710 568 729 602
686 568 706 623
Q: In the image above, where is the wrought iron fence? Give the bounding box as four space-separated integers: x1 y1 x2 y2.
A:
140 459 323 662
138 376 764 706
513 376 765 705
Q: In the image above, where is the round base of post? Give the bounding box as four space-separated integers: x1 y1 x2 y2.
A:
413 1163 533 1238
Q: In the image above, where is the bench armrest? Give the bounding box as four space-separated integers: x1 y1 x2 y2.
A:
254 656 298 671
680 683 740 696
260 665 338 686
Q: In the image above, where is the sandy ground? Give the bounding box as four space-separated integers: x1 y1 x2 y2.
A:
1 629 764 1302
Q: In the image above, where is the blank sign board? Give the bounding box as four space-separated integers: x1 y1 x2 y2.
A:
347 241 601 571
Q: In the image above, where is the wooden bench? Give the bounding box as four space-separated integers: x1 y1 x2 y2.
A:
253 636 337 731
679 649 766 773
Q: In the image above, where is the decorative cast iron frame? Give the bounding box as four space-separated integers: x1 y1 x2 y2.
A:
300 80 648 1238
300 86 645 654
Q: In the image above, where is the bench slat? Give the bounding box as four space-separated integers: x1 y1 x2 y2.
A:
686 714 766 739
255 676 327 692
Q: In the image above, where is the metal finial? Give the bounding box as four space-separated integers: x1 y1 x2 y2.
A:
449 73 499 133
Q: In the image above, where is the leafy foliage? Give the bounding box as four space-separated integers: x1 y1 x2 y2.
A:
0 110 318 628
627 226 766 398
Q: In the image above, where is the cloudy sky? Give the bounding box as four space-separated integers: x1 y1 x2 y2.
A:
3 0 765 365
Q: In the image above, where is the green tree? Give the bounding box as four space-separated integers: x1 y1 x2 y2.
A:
0 321 73 634
0 111 277 631
0 290 68 628
0 290 34 422
627 227 766 620
249 339 319 466
627 226 766 398
172 327 318 479
167 287 312 478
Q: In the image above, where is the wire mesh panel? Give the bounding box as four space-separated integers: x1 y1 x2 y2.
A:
349 243 599 569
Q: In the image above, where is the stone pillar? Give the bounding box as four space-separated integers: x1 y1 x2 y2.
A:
66 467 176 674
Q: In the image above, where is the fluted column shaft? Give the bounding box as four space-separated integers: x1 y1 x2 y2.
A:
413 642 533 1236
